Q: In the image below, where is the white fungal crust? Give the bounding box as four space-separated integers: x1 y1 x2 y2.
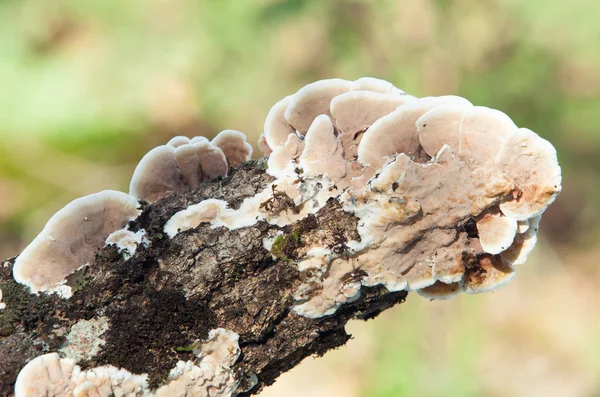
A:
14 328 241 397
245 77 560 317
164 199 228 238
130 132 252 203
105 228 149 259
12 191 140 296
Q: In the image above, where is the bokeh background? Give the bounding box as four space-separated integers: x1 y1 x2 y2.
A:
1 0 599 396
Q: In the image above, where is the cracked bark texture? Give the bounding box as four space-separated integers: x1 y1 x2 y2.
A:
0 160 407 396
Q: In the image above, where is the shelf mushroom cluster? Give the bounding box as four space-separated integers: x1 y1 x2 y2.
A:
11 131 253 297
14 328 241 397
159 77 560 317
252 77 561 317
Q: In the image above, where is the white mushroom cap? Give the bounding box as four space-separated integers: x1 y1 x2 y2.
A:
166 136 191 148
266 133 304 178
212 130 253 167
497 128 562 220
174 144 202 189
129 145 183 203
15 353 149 397
264 95 296 149
417 105 516 168
257 133 273 156
350 77 405 95
330 91 413 136
462 254 516 293
13 191 140 294
190 136 209 144
284 78 352 134
130 139 228 203
417 281 462 300
0 288 4 310
15 353 76 396
476 212 518 255
501 215 541 265
299 115 347 181
193 141 229 182
358 96 470 168
331 91 414 160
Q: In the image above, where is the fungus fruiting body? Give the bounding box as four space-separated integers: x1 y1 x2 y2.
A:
248 77 561 317
14 328 241 397
8 77 561 395
129 132 252 203
160 77 561 318
12 190 140 297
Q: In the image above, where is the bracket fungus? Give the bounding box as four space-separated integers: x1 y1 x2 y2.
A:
251 77 561 317
12 190 140 297
4 77 561 395
14 328 241 397
129 131 252 203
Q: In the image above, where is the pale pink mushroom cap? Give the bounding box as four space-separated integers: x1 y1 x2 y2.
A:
417 104 516 168
264 95 296 149
299 115 347 181
211 130 253 167
501 215 542 265
13 191 140 294
284 78 352 134
497 128 562 220
166 136 191 148
330 91 413 135
130 139 229 203
194 141 229 182
350 77 405 95
258 133 273 156
476 212 518 255
174 144 202 189
462 254 516 293
358 96 471 168
129 145 184 203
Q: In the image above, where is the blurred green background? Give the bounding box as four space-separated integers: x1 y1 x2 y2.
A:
0 0 598 396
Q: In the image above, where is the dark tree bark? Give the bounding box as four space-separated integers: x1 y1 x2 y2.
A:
0 160 407 396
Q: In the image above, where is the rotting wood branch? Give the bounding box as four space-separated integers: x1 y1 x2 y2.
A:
0 77 562 396
0 161 407 396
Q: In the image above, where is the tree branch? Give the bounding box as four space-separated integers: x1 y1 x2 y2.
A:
0 161 406 396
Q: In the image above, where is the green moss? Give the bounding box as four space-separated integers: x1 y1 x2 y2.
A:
66 266 92 294
270 235 290 261
270 226 304 261
175 341 200 353
0 280 32 336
